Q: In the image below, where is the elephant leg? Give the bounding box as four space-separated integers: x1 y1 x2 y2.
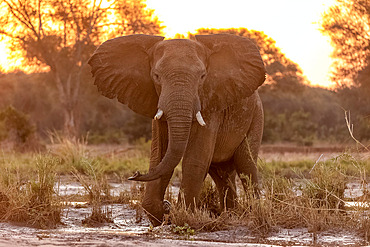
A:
233 107 263 196
142 120 171 226
180 120 219 209
208 162 237 211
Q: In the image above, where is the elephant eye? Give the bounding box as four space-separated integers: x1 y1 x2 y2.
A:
201 72 207 80
153 72 160 82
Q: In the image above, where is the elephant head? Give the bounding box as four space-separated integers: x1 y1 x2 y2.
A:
88 34 265 181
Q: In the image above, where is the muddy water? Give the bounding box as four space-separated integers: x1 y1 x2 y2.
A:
0 205 365 247
0 180 368 246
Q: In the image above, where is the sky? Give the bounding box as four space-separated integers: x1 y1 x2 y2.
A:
0 0 336 88
146 0 336 88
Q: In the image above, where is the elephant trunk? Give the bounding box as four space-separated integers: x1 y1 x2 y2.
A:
128 91 195 182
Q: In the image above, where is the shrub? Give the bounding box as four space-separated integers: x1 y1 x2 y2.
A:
0 106 42 151
0 155 62 228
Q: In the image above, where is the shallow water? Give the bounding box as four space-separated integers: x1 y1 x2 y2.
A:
0 180 368 246
0 204 365 247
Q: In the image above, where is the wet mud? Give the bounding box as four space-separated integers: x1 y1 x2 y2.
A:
0 179 368 246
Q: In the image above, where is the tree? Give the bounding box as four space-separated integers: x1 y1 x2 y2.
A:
114 0 163 35
0 0 163 137
321 0 370 142
193 28 307 92
320 0 370 89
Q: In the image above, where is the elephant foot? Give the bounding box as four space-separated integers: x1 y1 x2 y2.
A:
143 200 172 227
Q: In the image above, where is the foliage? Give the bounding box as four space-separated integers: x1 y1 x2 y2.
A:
87 129 127 145
0 106 35 143
114 0 163 35
169 202 229 232
320 0 370 89
335 87 370 142
48 131 152 178
261 85 350 144
320 1 370 145
0 72 64 134
171 223 195 237
123 114 152 142
0 0 163 137
263 110 317 146
198 178 219 215
0 106 42 151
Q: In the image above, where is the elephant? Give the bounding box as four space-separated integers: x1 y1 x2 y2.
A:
88 34 266 226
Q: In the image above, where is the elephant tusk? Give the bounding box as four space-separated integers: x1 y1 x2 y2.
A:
154 109 163 120
196 111 206 126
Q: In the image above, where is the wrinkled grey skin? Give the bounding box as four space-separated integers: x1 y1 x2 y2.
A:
88 34 266 226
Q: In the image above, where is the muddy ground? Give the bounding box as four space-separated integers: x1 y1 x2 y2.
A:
0 203 366 247
0 147 369 246
0 178 368 247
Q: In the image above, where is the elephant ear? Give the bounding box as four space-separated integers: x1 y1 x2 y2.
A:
195 34 266 112
88 34 164 118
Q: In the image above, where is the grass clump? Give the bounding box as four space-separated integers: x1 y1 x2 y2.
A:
169 202 231 232
258 154 368 235
303 162 347 211
81 206 113 227
48 134 115 226
256 155 355 232
114 183 145 223
0 154 62 228
69 157 113 226
48 132 89 173
71 158 111 204
168 180 235 233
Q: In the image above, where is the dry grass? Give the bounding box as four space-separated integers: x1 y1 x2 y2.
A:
114 183 146 223
0 154 62 228
0 131 368 243
71 159 114 226
169 201 233 232
167 153 369 240
49 134 115 225
81 206 114 227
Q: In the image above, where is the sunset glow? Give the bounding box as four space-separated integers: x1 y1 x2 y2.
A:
0 37 15 72
0 0 336 88
146 0 336 88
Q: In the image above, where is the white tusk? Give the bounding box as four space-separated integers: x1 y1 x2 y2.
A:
154 109 163 120
196 111 206 126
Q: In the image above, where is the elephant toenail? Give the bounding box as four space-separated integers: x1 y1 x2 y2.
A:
163 200 171 214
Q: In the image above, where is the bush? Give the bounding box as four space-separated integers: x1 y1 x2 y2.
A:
0 106 34 142
0 106 42 151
